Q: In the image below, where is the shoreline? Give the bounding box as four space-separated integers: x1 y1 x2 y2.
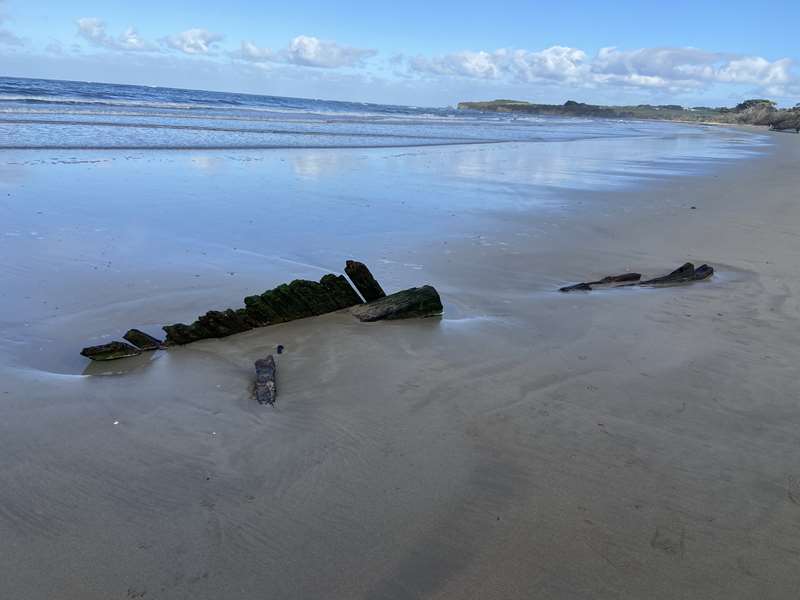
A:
2 127 800 598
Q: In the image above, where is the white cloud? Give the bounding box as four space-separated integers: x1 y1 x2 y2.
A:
236 35 377 68
118 27 150 51
162 28 223 55
408 46 591 83
591 47 795 94
76 17 153 51
406 44 795 95
77 17 105 43
716 56 792 85
410 50 503 79
285 35 376 68
78 19 151 52
237 40 275 62
507 46 588 82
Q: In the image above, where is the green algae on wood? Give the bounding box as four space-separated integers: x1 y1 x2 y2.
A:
163 273 364 345
350 285 443 322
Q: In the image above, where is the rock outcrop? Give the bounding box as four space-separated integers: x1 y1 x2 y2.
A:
351 285 443 322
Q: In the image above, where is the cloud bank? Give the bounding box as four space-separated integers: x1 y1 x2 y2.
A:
68 17 793 96
405 45 795 95
5 10 788 103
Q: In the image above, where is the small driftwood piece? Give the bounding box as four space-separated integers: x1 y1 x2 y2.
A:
345 260 386 303
560 272 641 292
255 355 277 405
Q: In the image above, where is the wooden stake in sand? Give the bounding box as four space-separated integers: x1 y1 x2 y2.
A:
255 355 277 405
345 260 386 303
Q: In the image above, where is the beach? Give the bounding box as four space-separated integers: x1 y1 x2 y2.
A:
1 118 800 598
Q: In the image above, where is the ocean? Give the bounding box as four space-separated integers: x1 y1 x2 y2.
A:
0 76 767 153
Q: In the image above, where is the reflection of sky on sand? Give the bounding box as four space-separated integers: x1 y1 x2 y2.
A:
188 155 227 173
291 151 359 179
421 131 768 193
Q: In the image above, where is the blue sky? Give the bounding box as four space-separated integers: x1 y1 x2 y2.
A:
1 0 798 106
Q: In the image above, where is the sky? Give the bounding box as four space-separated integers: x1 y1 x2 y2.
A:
1 0 798 107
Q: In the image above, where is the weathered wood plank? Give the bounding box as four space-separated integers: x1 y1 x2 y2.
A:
351 285 443 322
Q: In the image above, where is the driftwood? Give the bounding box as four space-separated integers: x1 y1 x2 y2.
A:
639 263 713 286
123 329 164 351
351 285 443 322
560 263 713 292
590 273 642 285
163 273 363 345
80 260 443 365
81 341 142 361
254 355 277 405
345 260 386 302
81 267 369 358
560 273 641 292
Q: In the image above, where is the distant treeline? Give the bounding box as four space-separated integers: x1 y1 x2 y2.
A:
457 99 800 131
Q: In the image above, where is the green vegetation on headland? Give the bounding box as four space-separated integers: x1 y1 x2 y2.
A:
457 99 800 131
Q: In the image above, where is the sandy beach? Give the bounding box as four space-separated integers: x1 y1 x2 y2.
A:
1 127 799 598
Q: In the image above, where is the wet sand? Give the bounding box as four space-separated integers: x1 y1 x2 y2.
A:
2 130 800 598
